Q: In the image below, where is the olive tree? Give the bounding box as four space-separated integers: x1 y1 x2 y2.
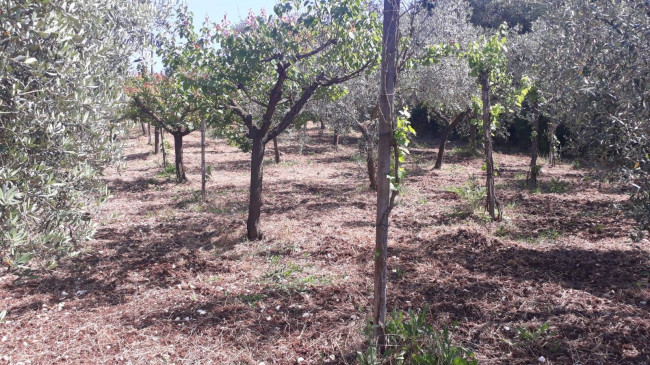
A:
0 0 164 270
523 0 650 235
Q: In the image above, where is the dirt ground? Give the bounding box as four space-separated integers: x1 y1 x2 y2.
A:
1 125 649 364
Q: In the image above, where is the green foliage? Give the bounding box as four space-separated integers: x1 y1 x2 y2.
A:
446 176 486 214
389 109 416 193
161 0 381 150
358 307 477 365
0 0 161 270
156 165 177 179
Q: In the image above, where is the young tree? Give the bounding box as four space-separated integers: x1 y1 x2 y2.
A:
176 0 381 240
0 0 164 269
461 25 521 220
126 72 204 182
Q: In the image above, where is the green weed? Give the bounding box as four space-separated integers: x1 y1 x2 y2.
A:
358 306 477 365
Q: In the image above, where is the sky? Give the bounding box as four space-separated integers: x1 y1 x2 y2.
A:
184 0 277 29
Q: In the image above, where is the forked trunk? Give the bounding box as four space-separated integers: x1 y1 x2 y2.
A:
527 110 540 188
434 110 469 169
273 137 281 163
173 132 186 182
374 0 399 353
481 72 497 220
247 136 265 240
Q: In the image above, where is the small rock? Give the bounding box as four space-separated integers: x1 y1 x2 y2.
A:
503 326 510 331
640 301 647 306
297 357 304 363
197 310 206 315
538 356 546 363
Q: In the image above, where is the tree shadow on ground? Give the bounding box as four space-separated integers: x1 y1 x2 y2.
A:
108 177 175 194
419 229 648 308
5 217 241 315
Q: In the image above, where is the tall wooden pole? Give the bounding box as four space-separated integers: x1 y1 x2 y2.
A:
374 0 399 353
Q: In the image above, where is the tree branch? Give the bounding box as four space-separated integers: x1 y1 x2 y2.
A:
227 100 254 130
294 38 337 61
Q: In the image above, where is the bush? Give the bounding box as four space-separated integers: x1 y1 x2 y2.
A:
358 307 477 365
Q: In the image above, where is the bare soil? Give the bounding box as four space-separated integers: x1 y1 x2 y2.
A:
1 126 649 364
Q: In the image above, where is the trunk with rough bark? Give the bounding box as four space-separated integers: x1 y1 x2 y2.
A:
333 131 340 148
154 126 160 154
140 120 147 135
273 137 281 163
173 132 186 182
367 152 378 191
201 119 206 201
527 110 540 188
374 0 399 352
147 123 152 145
247 135 265 240
434 110 469 169
320 119 325 130
469 122 477 153
481 72 497 220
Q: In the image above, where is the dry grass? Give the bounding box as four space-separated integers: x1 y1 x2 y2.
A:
1 125 648 364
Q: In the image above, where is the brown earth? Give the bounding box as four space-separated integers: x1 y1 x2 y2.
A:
1 125 649 364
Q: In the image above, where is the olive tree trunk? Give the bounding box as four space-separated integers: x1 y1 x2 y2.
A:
434 109 470 169
374 0 399 352
357 121 377 190
527 110 540 188
548 122 557 167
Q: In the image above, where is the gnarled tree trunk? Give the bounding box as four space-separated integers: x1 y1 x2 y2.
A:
434 109 470 169
527 109 540 188
548 122 557 167
247 134 265 240
481 71 497 220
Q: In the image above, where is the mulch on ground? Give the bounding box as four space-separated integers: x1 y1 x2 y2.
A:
1 126 648 364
